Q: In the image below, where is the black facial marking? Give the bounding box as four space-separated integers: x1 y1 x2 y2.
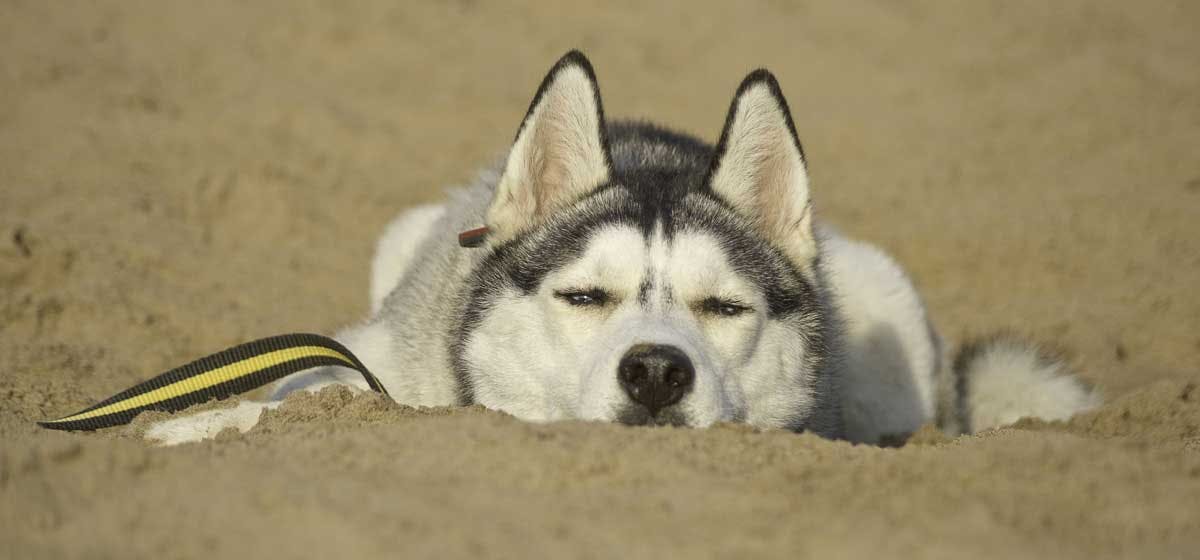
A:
608 122 711 242
637 276 653 307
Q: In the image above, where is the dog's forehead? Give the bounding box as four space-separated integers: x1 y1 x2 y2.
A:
546 222 752 296
545 225 645 288
660 229 751 296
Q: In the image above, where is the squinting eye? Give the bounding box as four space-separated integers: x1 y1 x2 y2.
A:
700 297 751 317
555 289 610 307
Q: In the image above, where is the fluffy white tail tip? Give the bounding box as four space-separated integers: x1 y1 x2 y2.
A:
948 336 1101 434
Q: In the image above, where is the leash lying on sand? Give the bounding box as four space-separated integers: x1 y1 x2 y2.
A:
38 333 389 432
39 227 491 432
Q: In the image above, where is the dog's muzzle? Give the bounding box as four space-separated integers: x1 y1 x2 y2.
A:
617 343 695 420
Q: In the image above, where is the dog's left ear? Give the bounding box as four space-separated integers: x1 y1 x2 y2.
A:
708 70 816 268
485 51 611 245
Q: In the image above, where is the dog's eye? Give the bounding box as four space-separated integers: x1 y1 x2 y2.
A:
699 297 751 318
555 289 610 307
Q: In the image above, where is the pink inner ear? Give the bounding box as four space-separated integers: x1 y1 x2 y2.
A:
458 226 490 248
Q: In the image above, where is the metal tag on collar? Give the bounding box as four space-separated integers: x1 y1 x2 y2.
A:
458 226 489 248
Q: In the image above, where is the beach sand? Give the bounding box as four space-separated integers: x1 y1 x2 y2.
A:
2 2 1199 557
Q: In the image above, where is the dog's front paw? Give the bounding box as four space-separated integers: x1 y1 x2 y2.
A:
143 401 280 446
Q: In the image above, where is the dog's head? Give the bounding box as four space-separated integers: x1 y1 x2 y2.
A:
455 51 837 432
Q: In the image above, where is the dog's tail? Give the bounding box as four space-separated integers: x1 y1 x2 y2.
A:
937 335 1100 436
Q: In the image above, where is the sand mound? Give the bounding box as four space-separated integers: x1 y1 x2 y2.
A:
5 385 1200 558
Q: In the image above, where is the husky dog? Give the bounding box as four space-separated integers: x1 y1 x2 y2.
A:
147 51 1098 446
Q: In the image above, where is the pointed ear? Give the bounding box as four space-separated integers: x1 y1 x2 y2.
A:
485 51 611 245
707 70 817 268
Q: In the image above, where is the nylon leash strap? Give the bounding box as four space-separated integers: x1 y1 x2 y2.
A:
39 333 388 432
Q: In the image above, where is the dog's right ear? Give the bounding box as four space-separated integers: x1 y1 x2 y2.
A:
485 51 612 245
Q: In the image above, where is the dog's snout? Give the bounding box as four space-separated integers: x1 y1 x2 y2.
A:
617 344 694 416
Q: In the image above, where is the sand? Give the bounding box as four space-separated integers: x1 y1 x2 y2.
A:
2 1 1199 557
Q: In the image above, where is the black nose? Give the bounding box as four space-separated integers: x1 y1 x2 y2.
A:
617 344 695 417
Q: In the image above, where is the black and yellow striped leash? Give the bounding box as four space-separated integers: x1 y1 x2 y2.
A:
38 227 492 432
38 333 389 432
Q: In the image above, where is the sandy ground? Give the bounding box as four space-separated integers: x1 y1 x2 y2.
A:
2 1 1199 557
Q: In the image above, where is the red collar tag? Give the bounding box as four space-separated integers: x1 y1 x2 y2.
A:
457 226 490 248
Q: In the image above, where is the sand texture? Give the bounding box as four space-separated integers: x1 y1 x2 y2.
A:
2 1 1199 558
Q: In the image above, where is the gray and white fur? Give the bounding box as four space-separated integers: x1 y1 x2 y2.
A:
147 51 1099 446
